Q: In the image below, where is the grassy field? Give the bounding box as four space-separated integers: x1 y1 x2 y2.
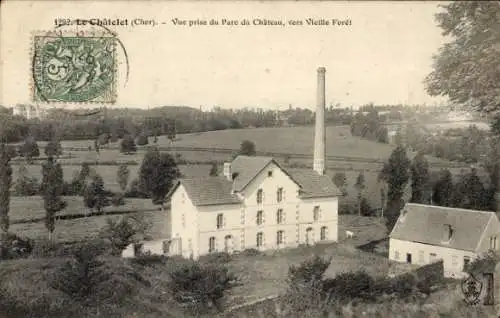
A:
12 164 213 193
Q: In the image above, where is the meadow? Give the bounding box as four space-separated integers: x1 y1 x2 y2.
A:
11 126 472 213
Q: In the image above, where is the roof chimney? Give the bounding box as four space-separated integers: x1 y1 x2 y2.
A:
313 67 326 175
223 162 232 181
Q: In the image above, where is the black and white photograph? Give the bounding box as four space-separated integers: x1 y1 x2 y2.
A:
0 1 500 317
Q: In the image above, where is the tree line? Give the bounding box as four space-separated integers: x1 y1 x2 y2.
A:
0 140 181 256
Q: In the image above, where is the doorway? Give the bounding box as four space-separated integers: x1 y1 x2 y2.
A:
406 253 412 264
224 235 233 253
306 227 314 246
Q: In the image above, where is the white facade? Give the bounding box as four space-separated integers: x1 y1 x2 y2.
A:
389 211 500 278
389 238 477 278
158 161 338 259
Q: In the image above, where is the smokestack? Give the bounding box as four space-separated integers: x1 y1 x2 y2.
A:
314 67 326 175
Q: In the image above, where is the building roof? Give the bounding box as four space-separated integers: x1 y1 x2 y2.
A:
166 155 341 207
171 177 241 207
230 156 277 192
389 203 497 252
288 168 342 198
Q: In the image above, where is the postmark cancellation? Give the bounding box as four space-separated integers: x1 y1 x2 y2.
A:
31 30 118 104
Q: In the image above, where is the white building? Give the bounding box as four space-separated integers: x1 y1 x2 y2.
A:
12 104 45 119
122 67 341 259
389 203 500 278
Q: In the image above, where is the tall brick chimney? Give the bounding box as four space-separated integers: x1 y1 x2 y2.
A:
313 67 326 175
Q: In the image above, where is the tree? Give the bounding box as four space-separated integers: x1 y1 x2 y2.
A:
410 153 431 204
239 140 256 156
332 172 347 197
0 144 12 258
380 145 411 231
44 139 62 158
139 148 181 211
98 133 109 147
14 163 39 196
424 2 500 130
209 162 218 176
19 136 39 163
169 261 238 312
83 174 111 214
99 215 150 256
117 164 130 193
136 134 149 146
432 169 454 207
354 172 366 216
41 157 67 240
120 134 137 154
451 168 487 210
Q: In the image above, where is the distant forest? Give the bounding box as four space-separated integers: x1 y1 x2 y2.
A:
0 103 477 144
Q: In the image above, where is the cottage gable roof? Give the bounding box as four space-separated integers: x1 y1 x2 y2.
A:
170 177 241 207
389 203 497 252
166 155 341 207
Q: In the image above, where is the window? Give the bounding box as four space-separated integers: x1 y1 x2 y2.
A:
429 253 437 263
320 226 327 240
418 251 424 263
490 236 497 250
277 230 284 245
394 250 400 260
313 206 320 222
257 189 263 204
162 240 170 254
256 210 264 225
268 171 273 177
209 237 216 253
182 213 185 228
463 256 471 271
276 209 284 224
256 232 263 247
216 213 224 229
277 187 283 202
452 255 458 267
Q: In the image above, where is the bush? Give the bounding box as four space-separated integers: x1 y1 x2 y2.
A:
99 215 149 256
130 254 167 267
288 255 331 285
136 134 149 146
169 261 238 313
0 233 33 260
199 252 232 264
323 270 376 302
49 240 112 302
13 176 39 196
111 193 125 207
50 240 148 306
124 179 149 198
242 248 262 256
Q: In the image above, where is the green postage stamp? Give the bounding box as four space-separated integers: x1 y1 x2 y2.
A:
32 33 117 103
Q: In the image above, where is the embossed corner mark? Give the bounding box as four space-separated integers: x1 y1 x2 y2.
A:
32 35 117 104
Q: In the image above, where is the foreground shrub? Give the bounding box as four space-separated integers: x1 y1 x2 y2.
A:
49 240 147 306
199 251 232 264
242 248 261 256
323 270 376 302
288 255 331 285
169 260 238 313
0 233 33 260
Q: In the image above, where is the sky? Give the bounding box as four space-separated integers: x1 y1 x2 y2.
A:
0 1 450 111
